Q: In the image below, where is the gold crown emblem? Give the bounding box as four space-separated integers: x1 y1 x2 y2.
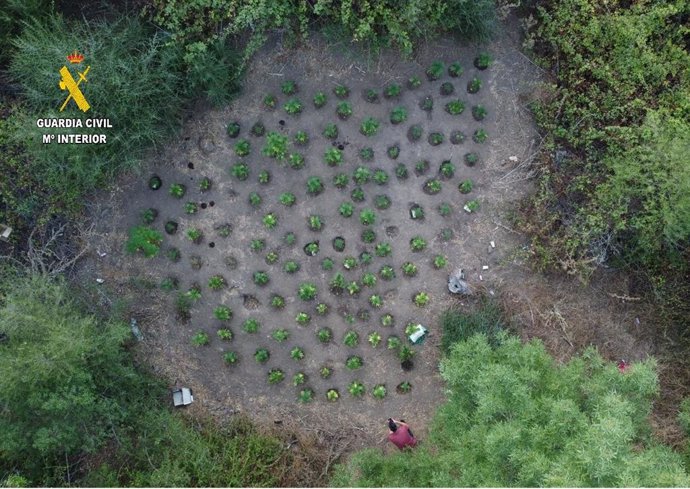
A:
67 50 84 64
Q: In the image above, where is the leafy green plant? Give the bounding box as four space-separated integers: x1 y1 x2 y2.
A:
322 257 335 271
251 121 266 137
165 221 179 235
464 199 480 213
186 228 203 244
339 202 354 218
253 271 269 286
428 132 444 146
234 139 251 157
360 209 376 226
387 335 402 350
293 372 307 386
169 183 186 199
166 247 181 262
324 147 343 166
283 260 300 274
250 238 266 253
374 194 391 209
317 327 333 343
410 236 427 252
329 272 346 293
346 356 363 370
217 328 233 341
361 229 376 244
223 351 239 365
451 130 465 144
414 291 430 307
254 348 270 363
333 236 346 252
419 95 433 111
438 202 452 217
458 179 474 194
333 173 349 189
365 88 379 103
415 160 430 176
402 262 418 277
372 384 387 399
288 152 305 169
298 389 314 403
141 208 158 224
375 242 392 257
369 294 383 308
315 303 329 315
344 330 359 347
295 312 311 325
351 167 371 186
271 328 290 343
270 294 285 309
263 213 278 230
243 318 261 334
473 128 488 143
445 99 465 115
333 84 350 98
440 82 455 96
360 117 380 137
284 98 303 115
227 121 241 137
307 214 324 231
351 186 365 202
373 169 389 185
294 130 309 146
160 276 178 291
262 131 289 160
467 77 482 93
281 79 298 95
290 347 305 361
407 75 422 89
266 250 279 266
263 94 277 109
348 381 365 397
426 60 444 80
306 176 324 196
208 275 226 290
268 368 285 384
326 389 339 402
424 179 442 195
343 256 358 271
395 164 409 179
368 331 382 348
361 272 377 287
231 162 250 181
322 123 338 140
439 160 455 179
186 284 202 301
298 282 317 301
384 83 402 99
464 152 479 167
184 202 198 215
387 145 400 159
214 305 232 321
126 226 163 257
336 101 353 119
216 223 232 237
448 61 463 77
389 106 408 124
192 331 210 346
378 265 395 281
279 192 296 207
408 124 423 141
313 91 327 108
472 105 487 121
304 241 319 256
359 146 374 161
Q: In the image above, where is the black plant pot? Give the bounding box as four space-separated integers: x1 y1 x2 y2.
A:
401 360 414 371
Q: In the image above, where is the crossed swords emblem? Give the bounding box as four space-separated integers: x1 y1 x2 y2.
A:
59 64 91 112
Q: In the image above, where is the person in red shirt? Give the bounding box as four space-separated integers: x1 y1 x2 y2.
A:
387 418 417 450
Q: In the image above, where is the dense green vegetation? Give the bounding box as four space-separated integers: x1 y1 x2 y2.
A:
518 0 690 290
332 306 690 486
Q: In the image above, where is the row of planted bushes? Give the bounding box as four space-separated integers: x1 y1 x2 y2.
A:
516 0 690 286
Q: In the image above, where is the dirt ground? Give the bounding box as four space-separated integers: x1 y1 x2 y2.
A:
77 15 679 460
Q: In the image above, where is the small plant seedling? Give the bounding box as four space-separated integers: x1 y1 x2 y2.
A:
438 202 452 217
141 208 158 224
368 331 382 348
472 105 487 121
426 60 444 80
316 303 329 315
284 98 303 115
395 164 408 179
360 117 380 137
465 152 479 167
415 159 430 176
375 242 392 257
231 163 250 181
360 208 376 226
214 305 233 321
322 257 334 270
407 75 422 89
192 331 210 346
388 335 402 350
184 202 198 214
294 130 309 145
473 128 488 143
445 99 465 115
414 291 430 307
424 179 442 195
369 294 383 308
282 259 300 274
243 318 261 334
344 330 359 347
346 356 363 370
339 202 354 218
374 194 391 209
428 132 444 146
329 272 346 294
324 147 343 166
217 328 233 341
410 236 427 252
419 96 433 112
160 277 178 291
373 169 389 185
359 147 374 161
408 124 423 142
361 228 376 243
379 265 395 281
317 327 333 343
380 313 395 327
450 130 465 144
253 271 269 286
298 282 317 301
336 101 353 119
263 213 278 230
439 160 455 179
384 83 401 99
271 328 290 343
389 106 408 124
372 384 387 399
333 84 350 99
169 183 186 199
348 381 365 397
226 121 241 137
387 145 400 159
208 275 226 290
364 88 379 103
399 345 416 364
440 82 455 96
467 77 482 94
448 61 463 77
258 171 270 184
474 52 492 70
397 381 412 394
353 166 372 185
234 139 251 157
224 351 239 365
306 176 324 196
333 236 346 252
433 254 448 269
326 389 339 401
313 91 327 108
186 284 202 301
254 348 270 363
295 312 311 325
262 132 289 160
279 192 296 207
263 94 278 109
270 294 285 309
322 123 338 140
351 186 365 202
268 368 285 384
166 247 181 262
464 199 480 213
307 214 324 231
298 389 314 403
281 79 298 95
293 372 307 386
402 261 418 277
250 239 266 254
251 121 266 137
290 347 305 361
165 221 179 236
186 228 203 244
215 223 231 238
359 251 373 266
304 241 319 256
289 152 305 169
458 179 474 194
283 232 297 247
362 272 377 287
333 173 349 189
343 256 358 271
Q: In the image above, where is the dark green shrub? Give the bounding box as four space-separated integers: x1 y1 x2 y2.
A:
281 79 298 95
474 53 491 70
426 61 444 80
440 82 454 96
126 226 162 257
390 106 408 124
448 61 463 77
322 123 338 139
407 76 422 89
334 84 350 99
472 105 487 121
360 117 380 137
313 91 327 108
467 77 482 93
333 173 349 189
407 124 423 142
336 101 353 119
384 83 401 99
387 145 400 159
445 99 465 115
